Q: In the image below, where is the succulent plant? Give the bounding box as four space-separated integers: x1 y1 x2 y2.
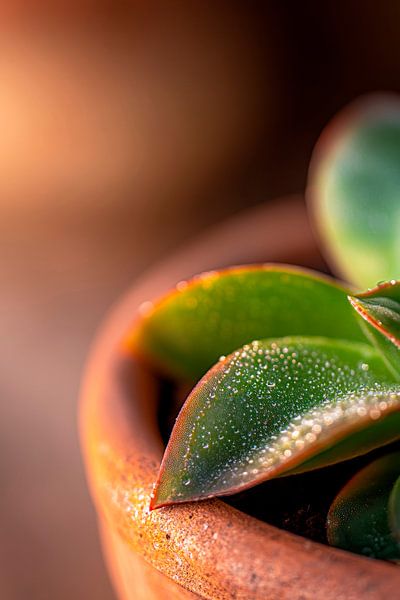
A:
130 95 400 562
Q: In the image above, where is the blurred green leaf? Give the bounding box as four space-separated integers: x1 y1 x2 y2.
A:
308 95 400 289
327 452 400 561
349 280 400 378
389 475 400 543
151 337 400 509
133 266 365 380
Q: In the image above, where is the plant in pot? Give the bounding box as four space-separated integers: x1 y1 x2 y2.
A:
81 95 400 599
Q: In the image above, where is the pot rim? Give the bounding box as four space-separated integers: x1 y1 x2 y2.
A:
80 196 400 599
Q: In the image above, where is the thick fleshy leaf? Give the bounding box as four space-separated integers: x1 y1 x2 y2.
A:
132 265 365 380
349 280 400 377
389 475 400 542
308 95 400 289
327 452 400 561
151 337 400 509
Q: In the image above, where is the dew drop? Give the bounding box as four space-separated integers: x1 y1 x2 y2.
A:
138 300 154 315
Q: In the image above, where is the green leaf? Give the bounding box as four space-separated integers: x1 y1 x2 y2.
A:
349 280 400 378
389 475 400 542
327 452 400 561
308 95 400 289
132 265 365 380
150 337 400 509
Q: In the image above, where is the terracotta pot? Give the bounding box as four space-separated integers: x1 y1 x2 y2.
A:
80 197 400 599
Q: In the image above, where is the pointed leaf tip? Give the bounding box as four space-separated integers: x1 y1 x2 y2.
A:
349 280 400 377
152 337 400 508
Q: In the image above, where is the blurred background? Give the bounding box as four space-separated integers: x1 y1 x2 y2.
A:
2 2 400 598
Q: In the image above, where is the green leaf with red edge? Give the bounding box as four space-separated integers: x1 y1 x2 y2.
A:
307 94 400 289
349 280 400 378
132 265 365 381
327 452 400 561
150 337 400 509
